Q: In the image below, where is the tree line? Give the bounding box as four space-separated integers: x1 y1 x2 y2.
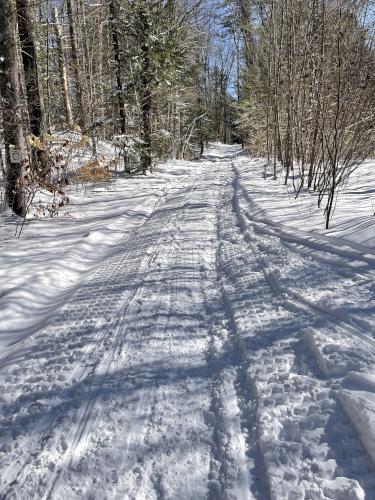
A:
229 0 375 227
0 0 239 217
1 0 374 228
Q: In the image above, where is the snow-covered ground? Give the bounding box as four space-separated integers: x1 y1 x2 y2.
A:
0 160 189 349
0 144 375 499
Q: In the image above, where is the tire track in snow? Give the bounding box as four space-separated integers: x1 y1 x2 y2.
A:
0 178 196 499
204 164 268 499
217 162 375 498
98 183 206 499
55 189 206 499
44 167 223 499
45 193 188 500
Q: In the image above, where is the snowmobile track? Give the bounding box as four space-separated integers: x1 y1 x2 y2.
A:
1 182 197 499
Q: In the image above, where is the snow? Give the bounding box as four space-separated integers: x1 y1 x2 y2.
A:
338 390 375 471
0 159 191 350
303 327 373 377
249 158 375 249
1 143 375 499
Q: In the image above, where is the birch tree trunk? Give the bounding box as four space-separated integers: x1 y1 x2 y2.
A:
52 6 73 127
66 0 88 130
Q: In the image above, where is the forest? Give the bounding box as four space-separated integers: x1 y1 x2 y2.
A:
0 0 375 228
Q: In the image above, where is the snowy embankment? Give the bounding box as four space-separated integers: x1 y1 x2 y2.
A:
0 144 375 499
248 157 375 249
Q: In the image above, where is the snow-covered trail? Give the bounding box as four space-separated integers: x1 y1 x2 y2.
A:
1 145 375 499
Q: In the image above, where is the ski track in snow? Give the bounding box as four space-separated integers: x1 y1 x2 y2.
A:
1 145 375 499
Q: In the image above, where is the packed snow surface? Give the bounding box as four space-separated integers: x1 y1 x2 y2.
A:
0 144 375 499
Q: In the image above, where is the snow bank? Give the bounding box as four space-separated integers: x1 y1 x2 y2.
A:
304 325 375 380
235 157 375 249
338 389 375 468
345 371 375 392
320 478 365 500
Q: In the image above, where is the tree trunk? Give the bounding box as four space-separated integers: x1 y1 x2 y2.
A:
0 0 27 216
52 6 73 127
16 0 45 137
140 89 152 173
17 0 48 181
66 0 88 130
139 30 152 173
284 0 294 185
109 0 126 135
